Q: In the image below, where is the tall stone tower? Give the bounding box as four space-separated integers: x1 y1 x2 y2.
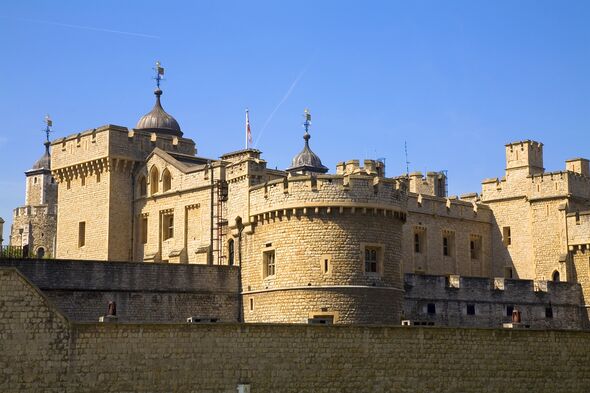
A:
51 65 196 261
10 135 58 258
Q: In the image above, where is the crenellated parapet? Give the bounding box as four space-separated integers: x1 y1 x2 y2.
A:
13 205 56 218
248 172 407 223
50 124 196 176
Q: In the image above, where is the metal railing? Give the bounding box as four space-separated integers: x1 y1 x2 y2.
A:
0 245 44 259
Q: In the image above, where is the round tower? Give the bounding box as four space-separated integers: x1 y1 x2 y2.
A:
239 114 407 324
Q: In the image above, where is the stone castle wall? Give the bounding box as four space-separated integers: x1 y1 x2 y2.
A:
403 273 584 329
403 194 492 277
0 260 240 323
240 173 407 324
3 267 590 393
10 205 57 257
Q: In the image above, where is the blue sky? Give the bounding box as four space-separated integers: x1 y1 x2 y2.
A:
1 1 589 242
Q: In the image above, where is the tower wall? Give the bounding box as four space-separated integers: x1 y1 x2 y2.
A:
240 174 407 324
52 125 196 261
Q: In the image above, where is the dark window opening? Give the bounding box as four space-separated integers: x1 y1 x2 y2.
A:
467 304 475 315
506 305 514 317
364 247 378 273
228 239 234 266
427 303 436 315
414 233 421 253
545 307 553 318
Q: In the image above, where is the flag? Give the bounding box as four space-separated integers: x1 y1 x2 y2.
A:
246 109 252 148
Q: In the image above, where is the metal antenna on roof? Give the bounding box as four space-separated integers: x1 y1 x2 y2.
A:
404 141 410 176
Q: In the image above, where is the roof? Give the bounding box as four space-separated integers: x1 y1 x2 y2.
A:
287 132 328 174
135 88 182 137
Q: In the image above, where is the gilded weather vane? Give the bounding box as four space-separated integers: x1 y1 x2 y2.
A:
43 114 53 143
153 61 165 88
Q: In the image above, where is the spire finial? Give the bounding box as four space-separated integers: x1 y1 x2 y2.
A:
43 114 52 143
303 108 311 144
153 60 165 89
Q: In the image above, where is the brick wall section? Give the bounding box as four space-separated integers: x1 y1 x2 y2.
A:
0 259 240 323
404 273 584 329
3 269 590 393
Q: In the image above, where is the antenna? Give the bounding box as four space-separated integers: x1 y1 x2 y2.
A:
43 114 53 143
153 60 165 88
404 141 410 176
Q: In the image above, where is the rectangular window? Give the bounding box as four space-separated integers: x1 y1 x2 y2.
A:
263 249 276 278
249 298 254 311
78 222 86 248
442 231 454 257
81 176 86 186
414 228 426 254
427 303 436 315
141 217 148 244
96 172 101 183
506 305 514 317
545 307 553 319
503 226 511 246
308 315 334 325
505 267 513 279
364 247 379 273
163 214 174 240
470 235 482 260
467 304 475 315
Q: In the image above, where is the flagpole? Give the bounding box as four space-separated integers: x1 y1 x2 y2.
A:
245 108 250 150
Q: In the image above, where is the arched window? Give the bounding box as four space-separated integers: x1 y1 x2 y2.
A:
36 247 45 259
150 167 159 195
139 176 147 197
552 270 560 282
228 239 234 266
162 169 172 192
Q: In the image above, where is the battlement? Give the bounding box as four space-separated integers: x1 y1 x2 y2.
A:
13 205 56 218
335 159 385 177
505 140 544 175
407 192 491 223
404 273 583 329
249 173 407 221
50 125 196 172
566 210 590 247
407 171 447 197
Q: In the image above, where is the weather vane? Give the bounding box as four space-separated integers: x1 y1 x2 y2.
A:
153 61 165 88
43 114 53 143
303 108 312 134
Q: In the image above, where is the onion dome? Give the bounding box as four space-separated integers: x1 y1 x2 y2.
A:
135 88 183 137
287 112 328 175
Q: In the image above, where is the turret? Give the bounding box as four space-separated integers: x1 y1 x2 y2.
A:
505 140 544 176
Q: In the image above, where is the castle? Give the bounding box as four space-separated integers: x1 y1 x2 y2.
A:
4 67 590 392
6 69 590 329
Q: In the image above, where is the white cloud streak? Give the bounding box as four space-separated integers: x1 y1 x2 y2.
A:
254 62 312 148
6 16 160 39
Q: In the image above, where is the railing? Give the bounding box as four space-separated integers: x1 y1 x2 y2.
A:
0 245 46 259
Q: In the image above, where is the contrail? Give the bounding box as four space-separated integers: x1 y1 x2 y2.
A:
254 62 312 148
4 16 160 39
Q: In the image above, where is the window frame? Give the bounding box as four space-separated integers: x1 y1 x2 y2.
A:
361 243 384 275
262 248 276 278
162 213 174 241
